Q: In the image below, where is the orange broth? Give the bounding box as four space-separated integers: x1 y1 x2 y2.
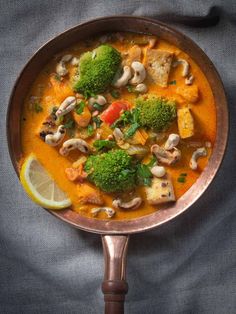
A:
20 32 216 220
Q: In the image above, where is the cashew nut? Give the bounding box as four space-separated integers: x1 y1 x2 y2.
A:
56 55 79 76
189 147 207 170
56 96 76 118
164 134 180 150
88 95 107 109
91 207 115 218
151 166 166 178
129 61 146 85
112 197 142 210
185 74 194 85
59 138 90 156
45 125 66 146
172 59 190 77
113 66 132 88
71 57 79 66
135 83 148 93
151 144 181 165
56 54 73 76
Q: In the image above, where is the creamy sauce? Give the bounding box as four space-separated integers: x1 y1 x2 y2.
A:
20 32 216 220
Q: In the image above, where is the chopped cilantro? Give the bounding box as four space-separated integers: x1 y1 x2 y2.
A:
137 164 152 186
51 106 58 114
168 80 177 85
87 124 94 136
75 101 86 114
92 103 103 112
64 118 75 129
177 176 186 183
54 74 61 81
110 90 120 99
93 140 116 151
127 85 134 93
124 122 140 139
147 156 157 168
33 103 43 113
92 116 102 128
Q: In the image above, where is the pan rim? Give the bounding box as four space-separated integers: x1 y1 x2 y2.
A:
7 15 229 234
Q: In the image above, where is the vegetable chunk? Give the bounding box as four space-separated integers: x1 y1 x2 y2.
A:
136 96 176 132
72 105 91 127
100 100 130 125
145 175 176 205
177 107 194 139
176 85 199 103
144 49 173 87
76 183 104 205
84 150 136 193
74 45 121 96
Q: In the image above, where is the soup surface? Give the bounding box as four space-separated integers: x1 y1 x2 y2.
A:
20 32 216 220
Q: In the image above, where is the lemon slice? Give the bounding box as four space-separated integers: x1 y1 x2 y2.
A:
20 154 71 210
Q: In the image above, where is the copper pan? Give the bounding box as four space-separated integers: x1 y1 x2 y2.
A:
7 16 228 314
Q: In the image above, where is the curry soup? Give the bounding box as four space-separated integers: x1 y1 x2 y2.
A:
20 32 216 220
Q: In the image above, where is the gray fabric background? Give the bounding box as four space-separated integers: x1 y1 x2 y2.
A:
0 1 236 313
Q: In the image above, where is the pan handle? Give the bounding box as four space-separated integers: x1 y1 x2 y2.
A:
101 235 129 314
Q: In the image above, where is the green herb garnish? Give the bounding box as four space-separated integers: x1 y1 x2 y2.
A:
177 173 187 183
111 110 132 129
33 103 43 113
54 74 61 81
168 80 177 85
93 103 103 112
51 106 58 114
110 90 120 99
124 122 140 139
64 118 75 129
75 101 86 115
137 163 152 186
92 116 102 128
87 124 94 136
147 156 157 168
127 85 134 93
93 140 116 151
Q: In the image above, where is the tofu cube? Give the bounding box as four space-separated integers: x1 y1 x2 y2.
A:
177 107 194 139
176 85 199 103
144 48 173 87
145 175 176 205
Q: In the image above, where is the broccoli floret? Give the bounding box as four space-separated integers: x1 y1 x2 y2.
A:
84 150 136 193
136 96 177 132
74 45 121 96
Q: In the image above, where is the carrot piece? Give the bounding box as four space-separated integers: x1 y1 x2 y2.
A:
132 128 148 145
72 106 91 128
139 128 149 143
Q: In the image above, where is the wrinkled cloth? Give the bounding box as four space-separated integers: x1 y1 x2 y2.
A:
0 1 236 313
